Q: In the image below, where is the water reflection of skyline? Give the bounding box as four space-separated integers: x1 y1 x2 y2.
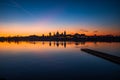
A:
0 41 118 48
0 41 120 56
1 41 88 48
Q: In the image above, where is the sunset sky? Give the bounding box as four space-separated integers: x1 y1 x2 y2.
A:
0 0 120 36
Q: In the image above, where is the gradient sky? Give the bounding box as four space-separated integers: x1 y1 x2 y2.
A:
0 0 120 36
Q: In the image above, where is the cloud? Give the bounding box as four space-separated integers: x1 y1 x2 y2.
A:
11 0 33 16
93 30 98 33
79 29 88 32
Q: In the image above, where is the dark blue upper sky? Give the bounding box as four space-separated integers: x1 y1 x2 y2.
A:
0 0 120 35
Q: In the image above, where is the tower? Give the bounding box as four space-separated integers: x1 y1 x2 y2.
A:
56 31 59 36
49 32 51 37
64 31 66 36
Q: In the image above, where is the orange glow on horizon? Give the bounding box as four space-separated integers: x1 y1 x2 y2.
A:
0 23 120 37
0 29 119 37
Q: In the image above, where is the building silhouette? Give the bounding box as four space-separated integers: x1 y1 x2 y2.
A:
0 30 120 42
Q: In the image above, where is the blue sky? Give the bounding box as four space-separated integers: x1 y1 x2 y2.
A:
0 0 120 36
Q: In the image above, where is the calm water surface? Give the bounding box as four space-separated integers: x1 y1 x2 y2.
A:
0 41 120 80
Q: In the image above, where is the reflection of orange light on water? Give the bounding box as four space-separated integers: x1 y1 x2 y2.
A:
0 41 119 56
0 41 79 53
0 42 51 52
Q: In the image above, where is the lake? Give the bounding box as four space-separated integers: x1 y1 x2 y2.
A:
0 41 120 80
